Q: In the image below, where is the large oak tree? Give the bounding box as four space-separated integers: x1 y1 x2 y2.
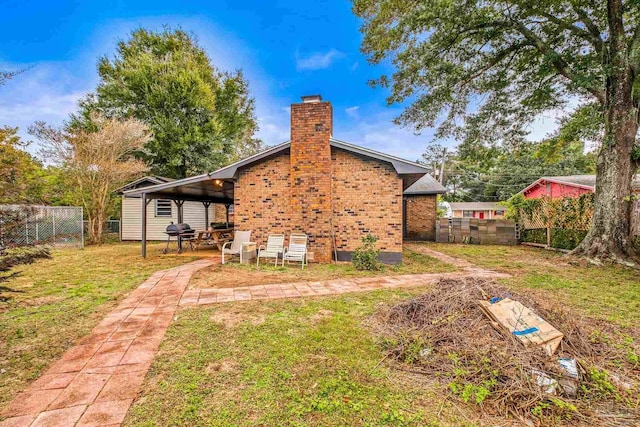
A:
354 0 640 262
71 28 261 179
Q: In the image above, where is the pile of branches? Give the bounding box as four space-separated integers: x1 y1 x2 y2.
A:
371 278 639 426
0 246 51 285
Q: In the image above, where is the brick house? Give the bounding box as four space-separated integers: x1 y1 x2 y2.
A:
125 95 446 262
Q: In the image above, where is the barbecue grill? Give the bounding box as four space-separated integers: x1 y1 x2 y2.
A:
163 222 196 254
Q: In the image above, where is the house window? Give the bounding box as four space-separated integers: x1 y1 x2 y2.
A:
227 204 234 214
462 210 473 218
155 200 172 217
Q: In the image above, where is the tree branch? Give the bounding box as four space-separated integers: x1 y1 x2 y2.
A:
511 20 605 104
539 11 603 55
571 6 605 54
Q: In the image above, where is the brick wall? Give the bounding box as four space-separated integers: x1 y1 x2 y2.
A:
404 195 437 241
234 152 292 244
289 100 334 262
332 148 403 256
213 204 234 224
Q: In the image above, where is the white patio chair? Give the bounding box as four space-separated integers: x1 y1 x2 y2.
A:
257 234 285 266
282 233 308 269
222 230 252 264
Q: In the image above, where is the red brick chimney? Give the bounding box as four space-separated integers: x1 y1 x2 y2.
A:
290 95 333 263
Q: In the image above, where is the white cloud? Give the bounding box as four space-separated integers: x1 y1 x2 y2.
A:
0 62 93 154
345 106 360 118
295 49 344 71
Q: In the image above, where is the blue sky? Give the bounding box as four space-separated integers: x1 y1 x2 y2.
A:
0 0 559 161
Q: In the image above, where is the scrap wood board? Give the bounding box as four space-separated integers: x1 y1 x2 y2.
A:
477 298 563 356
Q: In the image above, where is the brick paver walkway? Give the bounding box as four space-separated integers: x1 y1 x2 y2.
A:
0 259 213 427
1 246 507 427
180 248 509 307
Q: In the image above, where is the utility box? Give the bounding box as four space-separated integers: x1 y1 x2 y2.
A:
241 242 257 264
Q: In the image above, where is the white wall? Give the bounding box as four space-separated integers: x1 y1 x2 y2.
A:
121 197 218 241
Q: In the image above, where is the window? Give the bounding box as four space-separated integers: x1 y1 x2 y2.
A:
227 204 234 214
462 210 473 218
155 200 172 217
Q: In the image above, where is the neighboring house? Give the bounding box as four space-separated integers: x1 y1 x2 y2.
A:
520 174 640 199
116 176 232 241
124 95 447 263
449 202 506 219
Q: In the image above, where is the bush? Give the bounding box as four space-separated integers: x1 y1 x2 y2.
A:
352 234 382 271
551 228 588 250
0 245 51 278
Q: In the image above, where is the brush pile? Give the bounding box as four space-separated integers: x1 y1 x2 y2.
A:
371 277 639 426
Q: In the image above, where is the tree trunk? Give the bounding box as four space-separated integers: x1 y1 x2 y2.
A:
573 116 638 261
573 0 638 263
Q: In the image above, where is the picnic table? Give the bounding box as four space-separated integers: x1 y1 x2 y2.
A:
192 228 234 251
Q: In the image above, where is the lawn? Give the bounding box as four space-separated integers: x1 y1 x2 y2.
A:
424 243 640 326
189 247 456 289
0 242 197 409
125 292 483 427
126 242 640 427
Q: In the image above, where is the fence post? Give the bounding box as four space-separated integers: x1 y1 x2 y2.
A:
52 209 56 246
80 207 84 249
546 226 551 247
25 212 29 245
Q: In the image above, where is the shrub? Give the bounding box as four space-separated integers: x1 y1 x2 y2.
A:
0 245 51 277
352 234 382 271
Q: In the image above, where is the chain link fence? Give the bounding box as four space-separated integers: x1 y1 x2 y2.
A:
0 205 84 249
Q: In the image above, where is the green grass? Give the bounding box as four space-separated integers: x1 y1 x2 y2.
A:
0 242 196 408
125 292 471 427
425 243 640 325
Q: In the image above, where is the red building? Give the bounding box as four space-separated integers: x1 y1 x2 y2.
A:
520 175 640 199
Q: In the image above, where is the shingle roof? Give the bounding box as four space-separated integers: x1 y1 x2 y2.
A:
115 176 174 194
403 174 447 195
124 139 435 199
521 174 640 194
448 202 506 211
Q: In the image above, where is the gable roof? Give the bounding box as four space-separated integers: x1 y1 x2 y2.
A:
124 139 433 199
115 176 174 194
449 202 505 212
520 174 640 195
403 174 447 195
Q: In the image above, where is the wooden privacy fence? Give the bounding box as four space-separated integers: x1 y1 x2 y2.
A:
435 218 518 245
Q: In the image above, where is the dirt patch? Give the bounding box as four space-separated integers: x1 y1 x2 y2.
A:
209 310 249 328
371 277 640 426
209 307 269 328
311 309 334 323
206 358 238 375
190 263 338 289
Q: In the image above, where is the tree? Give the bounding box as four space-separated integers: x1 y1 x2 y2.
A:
0 70 21 87
30 115 150 244
0 127 47 204
432 140 594 202
418 143 449 183
354 0 640 262
70 27 261 178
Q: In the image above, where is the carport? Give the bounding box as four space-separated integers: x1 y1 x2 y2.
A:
124 174 234 257
122 144 289 256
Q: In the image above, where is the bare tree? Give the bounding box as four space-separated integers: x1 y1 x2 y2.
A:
30 115 150 244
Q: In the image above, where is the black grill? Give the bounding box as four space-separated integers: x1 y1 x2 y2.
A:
163 222 195 254
165 223 193 236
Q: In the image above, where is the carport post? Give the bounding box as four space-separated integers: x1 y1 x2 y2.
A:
142 193 148 258
202 201 211 229
175 200 184 251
